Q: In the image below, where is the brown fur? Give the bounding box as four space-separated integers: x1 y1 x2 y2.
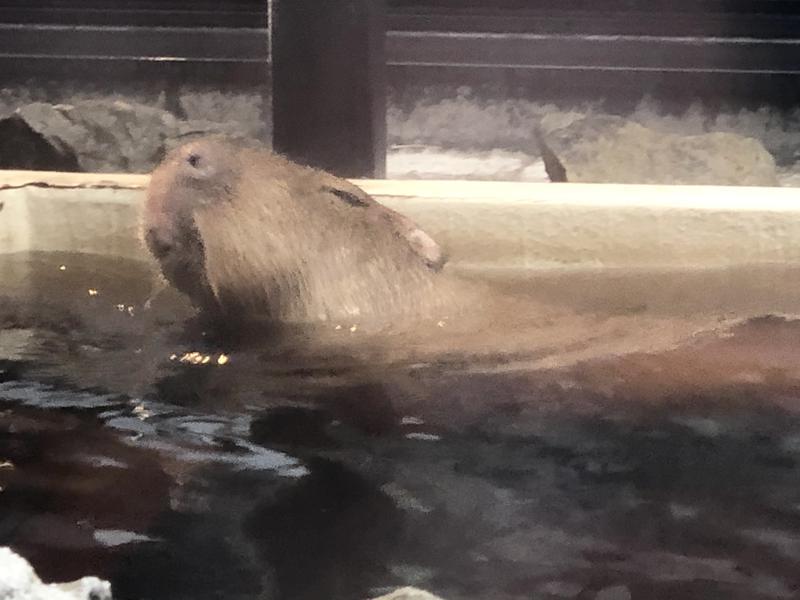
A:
141 136 459 328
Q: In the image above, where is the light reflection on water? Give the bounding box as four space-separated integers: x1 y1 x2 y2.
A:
0 252 800 600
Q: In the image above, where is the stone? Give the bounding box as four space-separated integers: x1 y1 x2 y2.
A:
0 113 80 172
5 100 254 174
387 146 531 181
50 100 178 173
178 90 267 139
546 115 779 186
0 546 112 600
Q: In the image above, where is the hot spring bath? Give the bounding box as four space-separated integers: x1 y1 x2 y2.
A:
1 174 800 600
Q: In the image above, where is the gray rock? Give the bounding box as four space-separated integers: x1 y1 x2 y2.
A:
7 100 255 174
547 115 779 186
387 88 542 152
387 146 533 181
55 99 178 172
178 90 267 138
0 112 80 171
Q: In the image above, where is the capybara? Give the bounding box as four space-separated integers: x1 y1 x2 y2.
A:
141 136 459 330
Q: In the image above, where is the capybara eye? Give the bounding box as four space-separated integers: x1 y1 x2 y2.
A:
187 153 201 168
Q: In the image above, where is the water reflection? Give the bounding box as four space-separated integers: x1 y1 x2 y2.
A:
1 252 800 599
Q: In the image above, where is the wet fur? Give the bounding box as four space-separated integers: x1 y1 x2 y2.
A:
142 136 458 329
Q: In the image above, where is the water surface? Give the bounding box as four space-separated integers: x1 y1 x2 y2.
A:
2 252 800 600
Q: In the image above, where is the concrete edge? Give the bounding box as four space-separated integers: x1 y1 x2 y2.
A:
3 169 800 211
1 170 800 271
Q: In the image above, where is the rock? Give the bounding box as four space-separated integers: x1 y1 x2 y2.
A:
0 546 112 600
595 585 631 600
387 146 536 181
178 90 267 139
546 115 779 186
388 88 536 152
5 100 253 173
0 113 80 171
16 100 185 173
369 587 446 600
46 100 179 173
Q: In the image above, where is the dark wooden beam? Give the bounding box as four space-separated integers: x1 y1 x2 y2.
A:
270 0 387 178
3 1 800 112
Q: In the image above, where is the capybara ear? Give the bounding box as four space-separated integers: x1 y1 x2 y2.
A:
174 139 228 184
320 185 371 208
383 209 447 271
400 225 447 272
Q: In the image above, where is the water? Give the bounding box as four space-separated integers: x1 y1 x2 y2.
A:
1 252 800 600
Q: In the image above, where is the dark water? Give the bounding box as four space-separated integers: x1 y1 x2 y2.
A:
2 252 800 600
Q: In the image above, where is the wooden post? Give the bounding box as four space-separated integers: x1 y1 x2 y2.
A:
270 0 387 179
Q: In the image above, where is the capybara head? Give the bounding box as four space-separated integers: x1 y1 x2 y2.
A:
148 136 248 214
142 136 451 328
